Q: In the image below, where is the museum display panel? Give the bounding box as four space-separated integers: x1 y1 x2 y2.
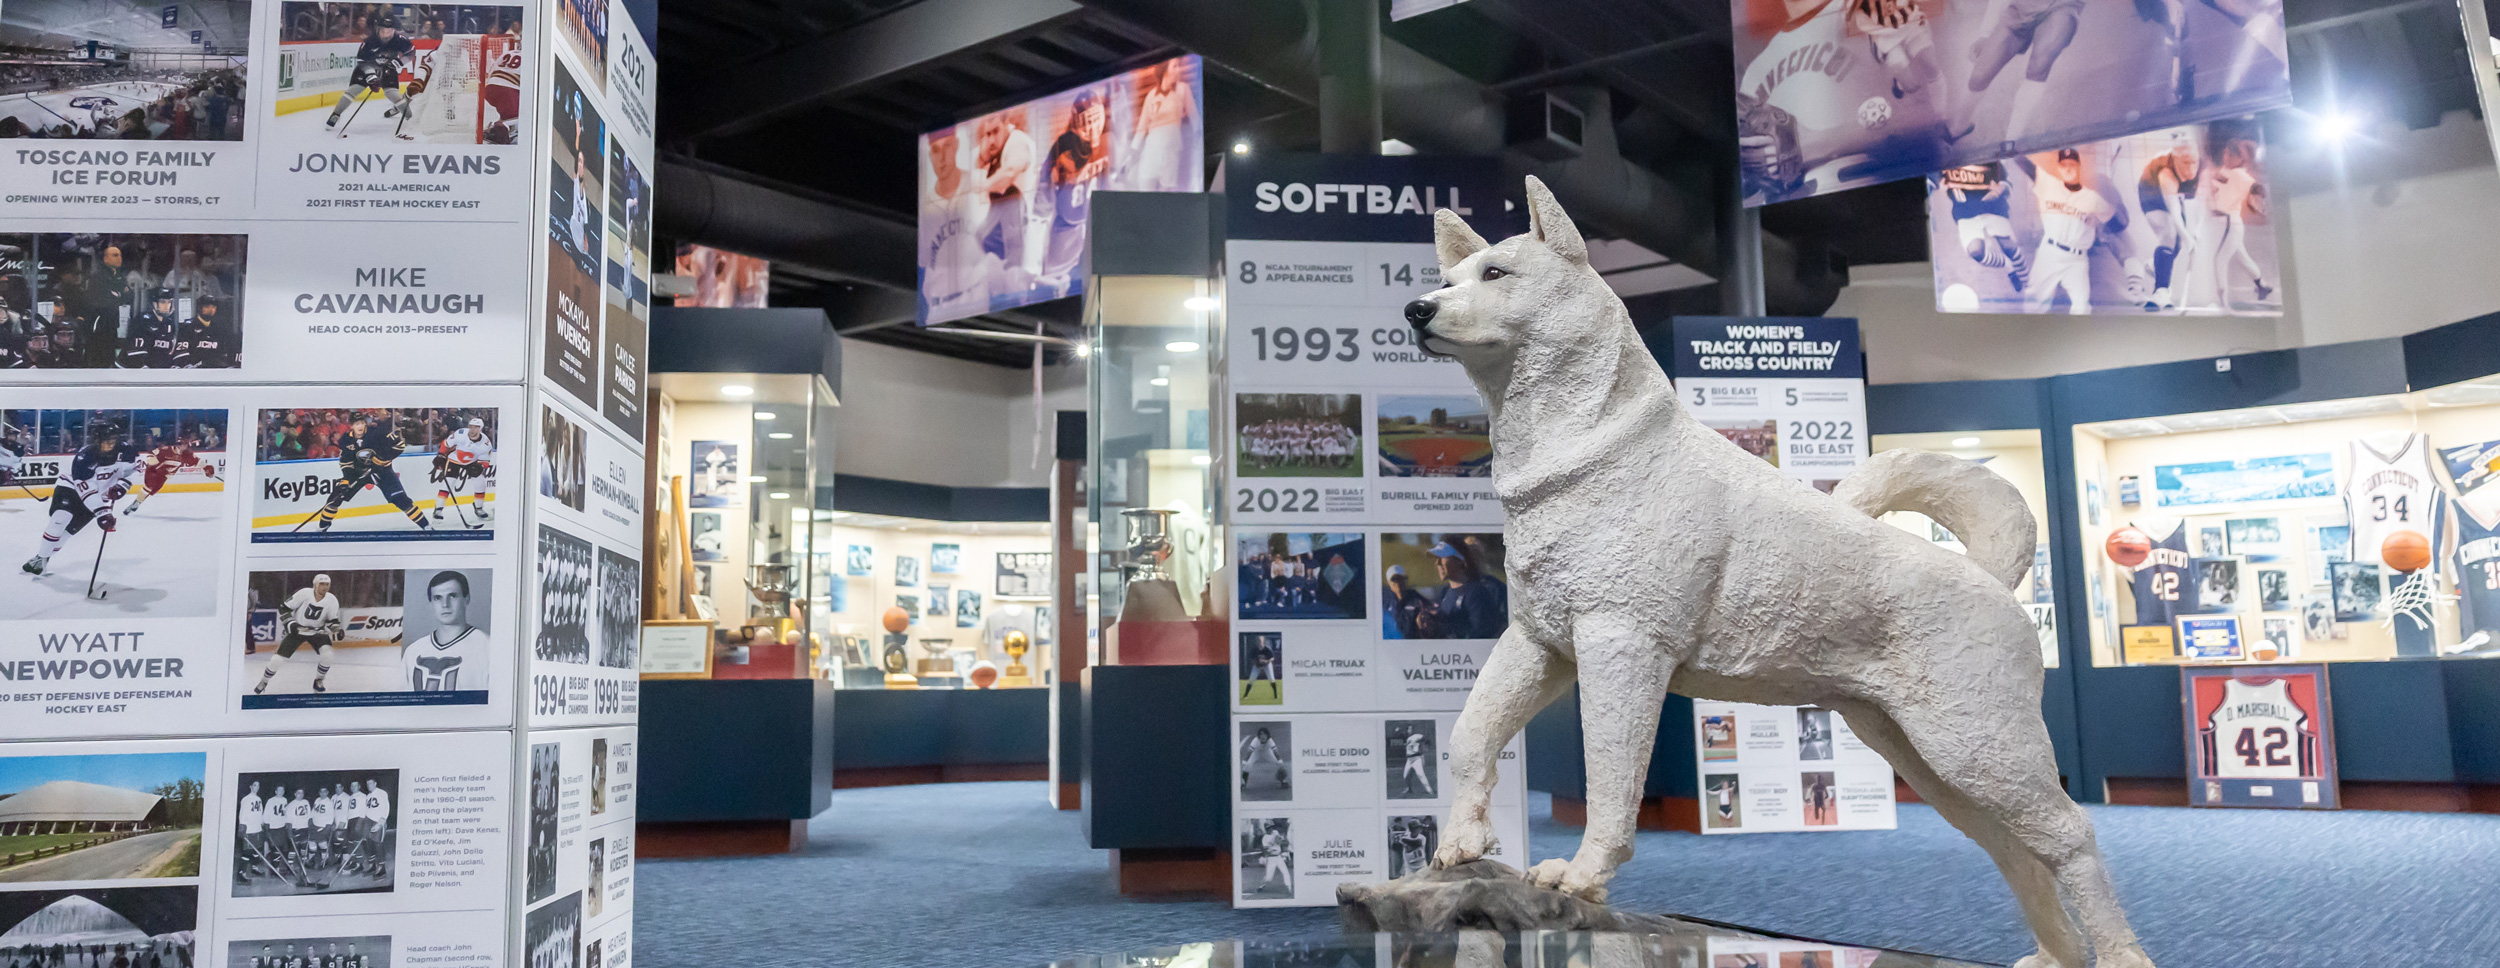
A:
1084 272 1218 663
2072 374 2500 666
647 371 831 677
810 513 1054 689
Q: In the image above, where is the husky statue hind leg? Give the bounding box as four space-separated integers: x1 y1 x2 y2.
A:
1405 176 2153 968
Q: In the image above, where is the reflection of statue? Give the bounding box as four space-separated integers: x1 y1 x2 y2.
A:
999 629 1033 687
1392 179 2152 968
1117 507 1187 623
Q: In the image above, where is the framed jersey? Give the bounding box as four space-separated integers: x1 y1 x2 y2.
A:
2182 664 2338 809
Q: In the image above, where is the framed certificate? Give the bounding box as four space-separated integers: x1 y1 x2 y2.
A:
640 619 716 679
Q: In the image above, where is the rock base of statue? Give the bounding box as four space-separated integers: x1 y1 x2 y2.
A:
1336 860 1696 934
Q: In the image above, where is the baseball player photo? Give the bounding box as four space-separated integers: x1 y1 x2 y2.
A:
1384 720 1439 800
1236 818 1294 900
1238 722 1292 802
1238 632 1284 705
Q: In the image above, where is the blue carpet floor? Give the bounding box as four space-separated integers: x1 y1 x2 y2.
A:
635 782 2500 968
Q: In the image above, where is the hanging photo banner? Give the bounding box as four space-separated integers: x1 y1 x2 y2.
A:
2182 663 2339 808
1927 119 2280 317
1222 153 1525 908
917 54 1204 326
1660 315 1867 493
1731 0 2290 205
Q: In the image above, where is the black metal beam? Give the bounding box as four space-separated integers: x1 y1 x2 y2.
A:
666 0 1087 143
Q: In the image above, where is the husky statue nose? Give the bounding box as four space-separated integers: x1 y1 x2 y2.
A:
1403 298 1439 331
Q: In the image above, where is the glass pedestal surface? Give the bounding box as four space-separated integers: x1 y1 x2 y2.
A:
1048 926 1991 968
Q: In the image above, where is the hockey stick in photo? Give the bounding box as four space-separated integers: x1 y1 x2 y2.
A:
85 528 108 599
336 90 374 139
448 469 488 530
392 52 434 141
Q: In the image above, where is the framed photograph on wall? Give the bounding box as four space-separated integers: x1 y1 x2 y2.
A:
2182 664 2338 809
2177 615 2244 661
998 552 1051 597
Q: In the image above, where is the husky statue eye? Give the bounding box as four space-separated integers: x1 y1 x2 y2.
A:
1480 266 1509 281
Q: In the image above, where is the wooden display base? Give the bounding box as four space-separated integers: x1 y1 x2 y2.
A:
883 673 921 689
2106 777 2500 813
1110 846 1228 898
1549 794 1701 833
998 665 1034 688
637 819 808 858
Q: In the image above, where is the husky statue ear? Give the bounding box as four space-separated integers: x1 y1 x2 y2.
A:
1433 209 1489 271
1523 175 1587 265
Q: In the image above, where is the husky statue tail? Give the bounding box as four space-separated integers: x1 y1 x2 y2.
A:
1832 450 2036 591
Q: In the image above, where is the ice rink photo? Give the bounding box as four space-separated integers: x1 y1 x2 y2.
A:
535 525 592 664
1384 720 1438 800
524 743 557 903
1379 533 1508 640
226 934 390 968
1236 393 1361 479
230 768 398 897
1236 818 1292 901
1236 532 1364 621
251 407 498 542
524 892 580 968
1928 121 2280 317
595 547 638 669
0 751 206 883
0 887 195 968
0 234 248 370
241 567 494 705
1376 395 1491 479
2 408 230 618
270 3 525 145
1238 722 1291 802
0 0 247 140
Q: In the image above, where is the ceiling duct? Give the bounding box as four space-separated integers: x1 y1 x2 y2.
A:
654 157 920 292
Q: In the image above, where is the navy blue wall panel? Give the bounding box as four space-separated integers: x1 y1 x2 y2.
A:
2051 339 2407 426
1867 378 2044 433
1084 665 1227 849
2401 311 2500 393
2325 661 2456 782
2444 660 2500 783
945 688 1052 764
2074 666 2190 784
641 679 835 822
1525 689 1583 796
832 688 1050 769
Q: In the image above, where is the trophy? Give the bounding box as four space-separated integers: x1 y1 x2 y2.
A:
747 563 797 619
1117 507 1188 623
915 638 956 678
999 629 1034 687
880 606 918 688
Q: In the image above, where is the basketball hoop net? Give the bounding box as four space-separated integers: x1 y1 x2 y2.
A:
2381 569 2449 633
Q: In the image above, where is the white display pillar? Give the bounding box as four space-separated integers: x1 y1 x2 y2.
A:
0 2 654 966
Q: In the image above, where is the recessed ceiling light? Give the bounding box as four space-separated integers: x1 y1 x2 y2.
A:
753 412 776 420
1149 377 1169 387
1951 436 1982 448
1232 141 1251 155
1165 340 1200 353
722 384 754 397
769 491 791 500
745 475 767 483
1192 455 1212 466
769 432 794 439
1183 295 1218 312
1072 342 1092 358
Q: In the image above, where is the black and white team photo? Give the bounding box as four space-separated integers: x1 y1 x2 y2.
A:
0 234 248 370
525 742 558 903
252 407 498 543
522 893 579 968
226 934 390 968
231 769 398 897
0 0 248 141
595 547 639 669
273 3 526 145
242 567 494 704
535 525 593 663
4 409 229 617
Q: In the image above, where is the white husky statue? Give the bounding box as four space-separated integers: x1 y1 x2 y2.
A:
1407 176 2153 968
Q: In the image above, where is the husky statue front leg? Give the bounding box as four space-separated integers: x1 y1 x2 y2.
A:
1406 177 2154 968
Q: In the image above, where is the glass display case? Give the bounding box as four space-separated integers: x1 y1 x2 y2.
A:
2073 373 2500 666
1084 273 1220 665
1873 429 2061 667
652 371 832 677
807 512 1056 689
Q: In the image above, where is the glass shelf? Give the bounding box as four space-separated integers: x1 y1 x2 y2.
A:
1046 927 1992 968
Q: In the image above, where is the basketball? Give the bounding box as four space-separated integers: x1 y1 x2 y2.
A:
881 606 910 633
2382 530 2432 573
2105 527 2153 567
968 661 1000 689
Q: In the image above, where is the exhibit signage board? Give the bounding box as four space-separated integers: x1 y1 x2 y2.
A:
2181 664 2338 809
1692 702 1897 833
1222 153 1527 907
0 0 650 961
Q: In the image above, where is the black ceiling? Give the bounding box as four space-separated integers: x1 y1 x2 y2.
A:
655 0 2487 367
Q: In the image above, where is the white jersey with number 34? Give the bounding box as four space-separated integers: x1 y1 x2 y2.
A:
2346 432 2441 564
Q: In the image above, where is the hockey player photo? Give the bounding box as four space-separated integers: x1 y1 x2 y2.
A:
1377 395 1492 479
4 408 230 617
525 743 558 903
0 888 195 968
226 935 391 968
594 547 639 669
1237 722 1291 802
240 567 494 706
0 0 248 141
1928 121 2280 317
273 4 525 145
523 892 580 968
0 234 248 370
536 525 593 664
1235 393 1361 479
252 407 499 543
1379 533 1508 640
231 769 398 897
1237 532 1365 622
542 61 607 405
1384 720 1438 800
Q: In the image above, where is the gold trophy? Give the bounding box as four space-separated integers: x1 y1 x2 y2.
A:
999 629 1034 687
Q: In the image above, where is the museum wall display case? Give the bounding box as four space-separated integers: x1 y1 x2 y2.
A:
809 514 1055 689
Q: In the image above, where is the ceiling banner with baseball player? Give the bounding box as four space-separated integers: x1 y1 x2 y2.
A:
918 54 1204 327
1733 0 2291 205
1927 119 2282 317
2181 664 2339 808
